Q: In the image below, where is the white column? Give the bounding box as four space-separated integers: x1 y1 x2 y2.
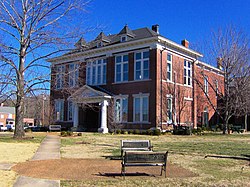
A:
73 103 79 128
98 100 109 133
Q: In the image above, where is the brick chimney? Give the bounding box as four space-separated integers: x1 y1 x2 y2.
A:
181 39 189 48
152 24 159 34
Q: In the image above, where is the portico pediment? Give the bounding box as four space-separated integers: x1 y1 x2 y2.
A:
68 85 111 103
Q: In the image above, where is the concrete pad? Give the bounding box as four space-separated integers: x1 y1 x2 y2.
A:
13 176 60 187
0 163 15 170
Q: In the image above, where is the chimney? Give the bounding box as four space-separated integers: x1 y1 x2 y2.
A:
152 24 159 34
181 39 189 48
217 57 223 70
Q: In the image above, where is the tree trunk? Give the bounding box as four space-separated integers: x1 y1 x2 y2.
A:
14 97 25 138
245 114 248 132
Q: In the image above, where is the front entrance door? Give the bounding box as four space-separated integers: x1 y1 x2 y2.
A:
79 104 100 132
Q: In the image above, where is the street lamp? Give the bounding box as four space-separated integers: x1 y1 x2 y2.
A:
42 94 46 126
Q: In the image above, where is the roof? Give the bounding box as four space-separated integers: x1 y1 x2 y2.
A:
0 107 15 114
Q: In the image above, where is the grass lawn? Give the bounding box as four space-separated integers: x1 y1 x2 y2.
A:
0 132 46 187
61 132 250 187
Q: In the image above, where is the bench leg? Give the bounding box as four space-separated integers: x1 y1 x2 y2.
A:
121 165 125 179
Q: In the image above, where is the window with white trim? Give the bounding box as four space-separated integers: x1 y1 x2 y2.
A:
204 76 208 94
86 59 107 85
134 51 149 80
69 63 79 87
115 96 128 122
167 95 173 122
56 65 65 89
167 54 172 81
55 100 64 121
184 60 192 86
133 94 149 122
67 101 73 121
115 54 128 82
120 36 127 42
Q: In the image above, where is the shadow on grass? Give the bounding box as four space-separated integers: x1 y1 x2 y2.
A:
103 155 122 160
97 172 155 178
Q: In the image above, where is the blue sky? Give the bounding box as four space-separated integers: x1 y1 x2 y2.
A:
84 0 250 50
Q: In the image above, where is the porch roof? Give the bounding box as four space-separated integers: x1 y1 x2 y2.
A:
68 85 112 104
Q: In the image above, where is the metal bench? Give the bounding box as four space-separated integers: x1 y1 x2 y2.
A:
121 151 168 178
121 140 153 157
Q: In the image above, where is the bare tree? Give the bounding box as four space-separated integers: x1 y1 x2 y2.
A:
0 0 90 138
195 26 250 134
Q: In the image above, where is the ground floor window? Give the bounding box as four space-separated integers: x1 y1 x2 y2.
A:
115 96 128 122
133 94 149 122
167 95 173 123
55 99 64 121
68 101 74 121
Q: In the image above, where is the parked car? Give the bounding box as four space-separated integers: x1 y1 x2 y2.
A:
0 125 7 131
6 124 15 131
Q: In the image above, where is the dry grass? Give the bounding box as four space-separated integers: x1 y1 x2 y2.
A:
0 170 17 187
61 133 250 187
0 142 39 163
0 132 45 187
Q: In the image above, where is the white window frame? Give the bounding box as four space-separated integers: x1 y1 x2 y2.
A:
133 93 149 122
114 95 128 123
204 76 208 94
166 94 173 123
56 65 65 89
55 99 64 121
184 60 192 86
120 35 127 42
68 63 79 88
86 59 107 85
115 54 129 83
67 101 74 121
167 53 172 81
134 51 150 80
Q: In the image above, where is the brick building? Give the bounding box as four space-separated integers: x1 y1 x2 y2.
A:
49 25 224 132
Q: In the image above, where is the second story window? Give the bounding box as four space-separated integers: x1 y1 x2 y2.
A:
204 76 208 94
86 59 107 85
167 54 172 81
120 36 127 42
56 65 65 89
69 63 79 87
134 51 149 80
115 54 128 82
184 60 192 86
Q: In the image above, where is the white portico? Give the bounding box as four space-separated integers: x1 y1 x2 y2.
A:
68 85 111 133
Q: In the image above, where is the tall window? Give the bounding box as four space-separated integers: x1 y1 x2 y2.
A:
167 95 172 122
204 76 208 94
167 54 172 81
184 60 192 86
69 63 79 87
56 65 65 89
133 94 149 122
86 59 107 85
67 101 73 121
134 51 149 80
55 100 64 121
115 54 128 82
115 96 128 122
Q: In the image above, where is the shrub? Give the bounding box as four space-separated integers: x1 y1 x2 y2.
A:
77 132 82 136
121 130 128 134
116 129 121 134
153 129 161 136
147 129 153 135
133 129 140 134
128 130 134 134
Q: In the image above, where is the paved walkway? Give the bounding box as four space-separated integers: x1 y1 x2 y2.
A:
13 135 61 187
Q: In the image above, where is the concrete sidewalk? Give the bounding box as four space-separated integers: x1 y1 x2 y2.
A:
13 135 61 187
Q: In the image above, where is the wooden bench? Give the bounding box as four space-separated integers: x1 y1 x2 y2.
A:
121 140 153 157
121 151 168 178
49 125 61 131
